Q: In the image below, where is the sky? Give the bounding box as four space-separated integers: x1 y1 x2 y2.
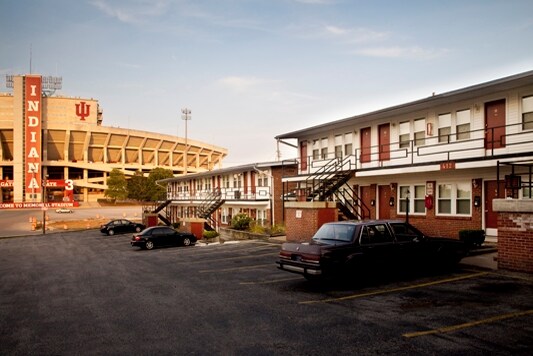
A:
1 0 533 167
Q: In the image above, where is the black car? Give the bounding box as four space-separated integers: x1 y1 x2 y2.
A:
276 220 469 280
131 226 197 250
100 219 146 236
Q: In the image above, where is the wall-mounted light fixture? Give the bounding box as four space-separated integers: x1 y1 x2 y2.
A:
370 199 375 206
389 197 395 207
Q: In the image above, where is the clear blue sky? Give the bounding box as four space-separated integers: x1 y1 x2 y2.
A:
2 0 533 166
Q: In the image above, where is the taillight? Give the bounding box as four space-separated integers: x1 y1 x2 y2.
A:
135 236 141 241
301 254 320 264
279 250 292 259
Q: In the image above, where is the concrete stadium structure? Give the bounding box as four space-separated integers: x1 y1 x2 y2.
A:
0 74 227 207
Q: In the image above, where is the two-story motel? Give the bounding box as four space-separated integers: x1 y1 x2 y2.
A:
275 70 533 242
157 161 298 230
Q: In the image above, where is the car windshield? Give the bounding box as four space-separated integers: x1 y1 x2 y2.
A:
312 224 356 243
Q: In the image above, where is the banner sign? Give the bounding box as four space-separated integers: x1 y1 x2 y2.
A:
25 76 42 195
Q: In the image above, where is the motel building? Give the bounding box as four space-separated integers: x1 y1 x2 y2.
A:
156 161 298 232
275 70 533 246
0 74 227 209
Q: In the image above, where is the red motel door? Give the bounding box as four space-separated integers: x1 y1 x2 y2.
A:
378 185 391 220
485 99 506 149
485 180 505 229
360 127 371 163
300 141 307 171
378 123 390 162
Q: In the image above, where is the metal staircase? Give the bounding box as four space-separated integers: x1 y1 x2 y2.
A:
305 157 370 220
197 188 225 231
145 200 173 226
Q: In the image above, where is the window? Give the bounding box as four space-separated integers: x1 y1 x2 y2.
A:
522 96 533 130
233 174 242 188
258 175 269 187
399 121 410 148
437 182 471 215
399 184 426 214
414 118 425 146
523 186 532 199
335 145 342 158
222 176 230 188
320 138 328 159
313 223 356 243
390 223 423 242
334 135 342 158
438 113 451 143
344 143 353 156
321 147 328 159
456 109 471 140
311 140 320 160
344 132 353 156
359 224 394 245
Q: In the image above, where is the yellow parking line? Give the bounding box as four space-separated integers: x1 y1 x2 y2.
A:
240 277 303 285
299 272 488 305
403 309 533 338
199 263 272 273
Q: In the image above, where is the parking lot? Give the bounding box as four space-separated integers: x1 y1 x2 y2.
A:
1 230 532 355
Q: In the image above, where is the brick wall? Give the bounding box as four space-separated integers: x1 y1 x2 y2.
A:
494 199 533 273
272 165 297 226
387 179 483 239
285 202 337 242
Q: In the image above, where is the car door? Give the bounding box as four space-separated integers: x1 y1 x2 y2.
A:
149 228 165 246
389 222 426 263
358 223 396 268
112 220 124 234
157 227 176 246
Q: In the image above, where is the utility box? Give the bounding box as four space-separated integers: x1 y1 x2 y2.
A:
181 218 207 240
144 214 159 227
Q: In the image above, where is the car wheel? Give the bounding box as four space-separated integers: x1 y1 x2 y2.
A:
183 237 191 246
135 226 142 232
108 229 115 236
145 240 154 250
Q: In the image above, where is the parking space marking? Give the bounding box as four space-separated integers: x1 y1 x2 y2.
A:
199 263 273 273
403 309 533 338
299 272 488 305
240 277 303 285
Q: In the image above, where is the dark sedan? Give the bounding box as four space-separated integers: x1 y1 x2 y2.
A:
100 219 146 236
131 226 197 250
277 220 469 280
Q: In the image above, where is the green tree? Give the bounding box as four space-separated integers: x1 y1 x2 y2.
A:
146 167 174 201
127 170 149 201
105 168 128 201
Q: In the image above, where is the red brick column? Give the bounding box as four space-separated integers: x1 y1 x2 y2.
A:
494 199 533 273
284 202 337 242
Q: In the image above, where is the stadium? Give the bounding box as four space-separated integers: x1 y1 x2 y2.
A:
0 74 227 208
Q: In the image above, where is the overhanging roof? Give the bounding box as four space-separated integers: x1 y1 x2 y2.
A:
158 159 297 183
275 70 533 139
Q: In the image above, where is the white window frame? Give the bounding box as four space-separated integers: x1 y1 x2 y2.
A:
522 95 533 130
414 118 426 147
399 121 410 148
398 184 426 215
437 182 471 216
456 109 471 140
438 113 451 143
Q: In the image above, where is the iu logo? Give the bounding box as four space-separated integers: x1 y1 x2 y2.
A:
75 101 91 121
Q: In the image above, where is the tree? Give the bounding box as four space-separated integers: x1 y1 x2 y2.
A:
146 168 174 201
105 168 128 201
127 170 149 201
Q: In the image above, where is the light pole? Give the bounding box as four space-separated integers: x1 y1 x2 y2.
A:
181 108 191 174
42 174 48 234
